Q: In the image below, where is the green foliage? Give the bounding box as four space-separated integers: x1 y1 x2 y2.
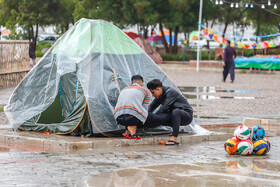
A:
35 51 44 57
268 48 280 55
54 0 76 34
35 42 52 57
0 105 4 112
246 0 280 36
161 53 182 61
258 25 279 38
0 0 279 57
36 42 52 51
238 69 247 74
0 0 66 44
242 49 255 57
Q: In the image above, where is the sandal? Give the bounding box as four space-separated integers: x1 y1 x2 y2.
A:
165 140 179 146
122 129 131 139
128 134 142 140
122 133 130 139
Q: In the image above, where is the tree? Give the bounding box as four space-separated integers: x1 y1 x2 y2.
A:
55 0 77 34
0 0 65 48
214 1 248 39
74 0 128 29
122 0 158 38
74 0 158 38
246 0 280 38
150 0 186 54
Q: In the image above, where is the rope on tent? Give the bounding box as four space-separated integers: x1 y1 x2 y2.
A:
142 128 161 142
58 80 65 120
112 68 121 92
69 76 79 115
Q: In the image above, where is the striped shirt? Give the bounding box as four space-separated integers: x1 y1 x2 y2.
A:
113 83 151 123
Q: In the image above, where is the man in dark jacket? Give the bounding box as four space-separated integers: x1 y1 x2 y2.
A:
144 79 193 145
223 40 237 83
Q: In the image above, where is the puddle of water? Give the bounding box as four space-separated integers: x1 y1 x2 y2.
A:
190 104 204 107
178 86 260 94
183 94 257 100
178 86 219 93
194 115 229 119
87 161 280 186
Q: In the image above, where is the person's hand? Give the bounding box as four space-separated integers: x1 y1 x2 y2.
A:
222 61 225 67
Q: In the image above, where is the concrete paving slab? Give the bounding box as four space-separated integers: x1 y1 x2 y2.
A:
243 118 261 126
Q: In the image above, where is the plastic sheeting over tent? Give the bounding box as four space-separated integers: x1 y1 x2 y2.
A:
4 18 208 136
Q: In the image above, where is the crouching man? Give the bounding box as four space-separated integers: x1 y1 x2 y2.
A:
113 75 150 139
144 79 193 145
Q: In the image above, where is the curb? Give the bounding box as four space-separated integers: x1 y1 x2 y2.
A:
0 129 231 150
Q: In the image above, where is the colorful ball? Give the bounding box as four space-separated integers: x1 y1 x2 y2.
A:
263 137 270 152
238 140 253 156
252 126 265 141
234 125 251 141
224 137 239 155
248 127 253 140
253 139 269 155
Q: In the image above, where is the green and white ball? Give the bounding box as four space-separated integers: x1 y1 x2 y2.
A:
234 125 251 141
238 140 253 156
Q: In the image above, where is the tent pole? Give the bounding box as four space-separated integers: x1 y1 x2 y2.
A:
197 0 203 72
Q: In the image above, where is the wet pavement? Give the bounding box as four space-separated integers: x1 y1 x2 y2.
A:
0 137 279 186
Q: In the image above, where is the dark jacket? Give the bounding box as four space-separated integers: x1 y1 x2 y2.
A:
223 46 236 61
29 45 36 59
148 86 193 115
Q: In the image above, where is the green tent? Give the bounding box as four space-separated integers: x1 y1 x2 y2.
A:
4 18 180 136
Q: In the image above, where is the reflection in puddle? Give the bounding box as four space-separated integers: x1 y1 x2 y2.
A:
190 104 203 107
197 116 229 119
178 86 260 93
183 94 256 100
0 146 10 152
88 160 279 186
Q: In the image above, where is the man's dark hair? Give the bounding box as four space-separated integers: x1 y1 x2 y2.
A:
147 79 162 90
227 40 231 45
131 75 143 83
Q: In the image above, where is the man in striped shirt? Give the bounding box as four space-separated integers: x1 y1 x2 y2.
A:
113 75 151 139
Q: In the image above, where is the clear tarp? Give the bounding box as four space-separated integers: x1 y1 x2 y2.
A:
4 18 208 135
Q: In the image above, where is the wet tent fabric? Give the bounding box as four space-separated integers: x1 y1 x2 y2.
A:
4 18 204 136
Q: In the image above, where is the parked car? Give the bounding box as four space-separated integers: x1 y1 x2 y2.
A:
37 35 48 42
43 35 59 42
189 38 220 48
240 38 256 44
